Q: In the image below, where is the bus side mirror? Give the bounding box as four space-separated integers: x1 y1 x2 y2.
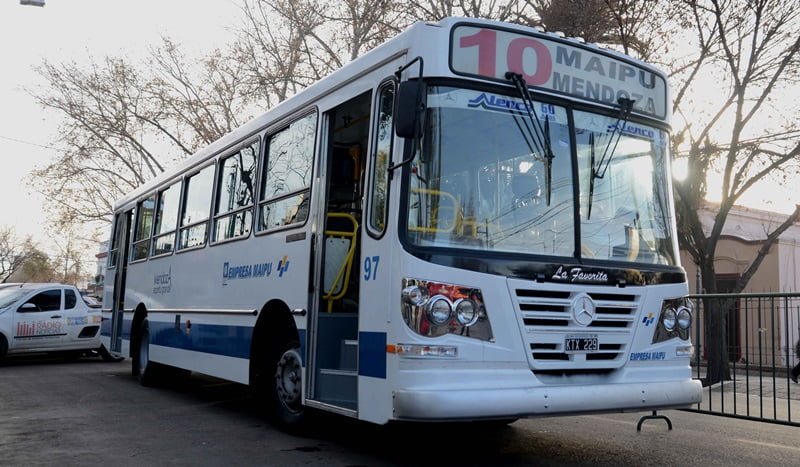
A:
395 80 426 139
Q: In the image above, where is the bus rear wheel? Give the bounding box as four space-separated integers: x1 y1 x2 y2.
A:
272 342 305 428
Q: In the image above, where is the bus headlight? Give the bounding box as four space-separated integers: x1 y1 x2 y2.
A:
652 297 693 344
402 285 429 306
662 307 677 331
426 295 453 325
677 306 692 330
401 278 493 342
454 298 479 326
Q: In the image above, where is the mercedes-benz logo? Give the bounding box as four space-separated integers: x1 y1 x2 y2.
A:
571 293 596 326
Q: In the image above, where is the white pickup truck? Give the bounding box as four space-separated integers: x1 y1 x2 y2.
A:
0 283 116 361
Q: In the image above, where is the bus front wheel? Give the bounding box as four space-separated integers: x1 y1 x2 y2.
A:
272 342 305 428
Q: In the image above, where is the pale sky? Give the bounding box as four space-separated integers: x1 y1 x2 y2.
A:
0 0 241 255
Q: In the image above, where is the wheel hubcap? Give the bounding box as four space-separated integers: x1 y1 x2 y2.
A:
275 349 302 413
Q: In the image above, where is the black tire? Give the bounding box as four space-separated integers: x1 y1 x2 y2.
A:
135 319 163 386
0 335 7 361
271 341 306 428
99 344 125 362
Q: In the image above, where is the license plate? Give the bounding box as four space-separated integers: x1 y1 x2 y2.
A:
564 335 598 353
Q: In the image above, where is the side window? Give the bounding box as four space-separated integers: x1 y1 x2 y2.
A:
21 289 62 312
258 113 316 231
369 84 394 234
179 164 215 250
152 181 181 256
65 289 77 310
107 213 122 268
132 195 156 261
214 141 258 242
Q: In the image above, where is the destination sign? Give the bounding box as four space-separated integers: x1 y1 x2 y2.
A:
450 25 668 119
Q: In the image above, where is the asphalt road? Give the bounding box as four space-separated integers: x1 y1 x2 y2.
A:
1 355 799 466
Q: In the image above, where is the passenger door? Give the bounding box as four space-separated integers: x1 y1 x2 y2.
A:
12 288 66 351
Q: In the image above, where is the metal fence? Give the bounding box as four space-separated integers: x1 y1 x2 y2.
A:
685 292 800 426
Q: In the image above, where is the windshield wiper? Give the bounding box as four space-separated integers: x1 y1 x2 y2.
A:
586 97 636 220
505 72 555 206
594 97 635 179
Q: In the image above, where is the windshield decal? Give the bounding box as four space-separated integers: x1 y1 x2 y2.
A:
607 122 655 140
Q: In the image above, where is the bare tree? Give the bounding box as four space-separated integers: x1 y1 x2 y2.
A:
0 227 35 283
233 0 406 105
407 0 524 21
30 37 255 226
669 0 800 385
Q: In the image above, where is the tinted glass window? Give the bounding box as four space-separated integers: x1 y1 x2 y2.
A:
214 142 258 241
132 195 156 261
258 113 316 231
369 85 394 233
152 181 181 256
23 289 62 312
65 289 77 309
179 164 215 249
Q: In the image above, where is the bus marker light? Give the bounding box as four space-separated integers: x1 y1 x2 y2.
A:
396 344 458 358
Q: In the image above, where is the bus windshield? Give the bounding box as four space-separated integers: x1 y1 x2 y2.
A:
404 85 676 266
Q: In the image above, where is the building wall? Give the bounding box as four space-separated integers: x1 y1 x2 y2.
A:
680 204 800 367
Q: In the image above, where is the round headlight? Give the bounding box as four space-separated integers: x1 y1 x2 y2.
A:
454 298 479 326
662 307 677 331
426 295 453 325
677 306 692 330
402 285 429 306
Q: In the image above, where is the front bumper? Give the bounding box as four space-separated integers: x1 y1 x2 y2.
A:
393 379 702 420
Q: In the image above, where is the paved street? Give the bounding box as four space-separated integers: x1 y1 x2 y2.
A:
1 355 799 466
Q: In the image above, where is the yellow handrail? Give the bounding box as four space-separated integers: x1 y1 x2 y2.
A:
407 187 461 233
323 212 359 312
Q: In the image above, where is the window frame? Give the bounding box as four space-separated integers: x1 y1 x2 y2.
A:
64 288 77 310
106 212 123 269
211 137 261 245
18 288 63 313
150 179 183 259
177 161 217 253
366 80 396 239
255 109 318 236
130 193 157 263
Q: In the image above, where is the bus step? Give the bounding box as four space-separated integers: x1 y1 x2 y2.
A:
340 339 358 370
316 368 357 409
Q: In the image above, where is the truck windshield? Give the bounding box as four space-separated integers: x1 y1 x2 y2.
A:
404 85 677 266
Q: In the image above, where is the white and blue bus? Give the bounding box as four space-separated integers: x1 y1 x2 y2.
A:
102 16 702 427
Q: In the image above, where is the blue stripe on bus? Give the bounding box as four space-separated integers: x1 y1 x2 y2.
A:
101 316 132 339
149 321 253 359
358 331 387 379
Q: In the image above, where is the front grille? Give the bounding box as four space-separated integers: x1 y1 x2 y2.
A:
509 280 641 372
